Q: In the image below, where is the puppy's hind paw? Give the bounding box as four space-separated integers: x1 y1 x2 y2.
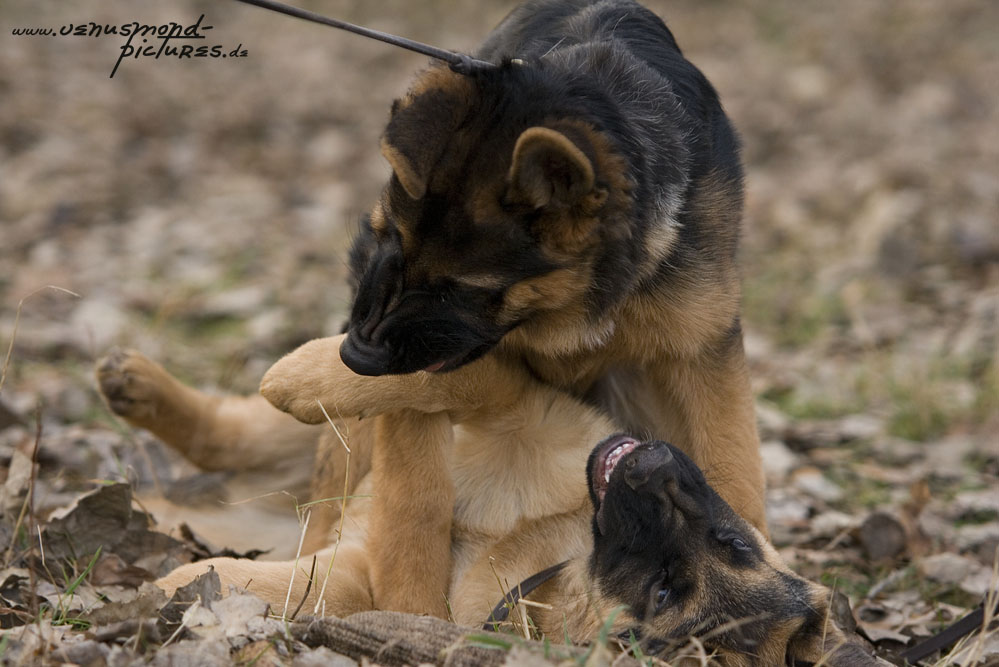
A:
96 348 172 423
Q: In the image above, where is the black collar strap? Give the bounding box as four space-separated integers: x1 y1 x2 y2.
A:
232 0 497 75
483 561 569 630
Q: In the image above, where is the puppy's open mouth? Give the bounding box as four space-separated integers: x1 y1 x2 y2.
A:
592 435 640 504
419 341 498 374
422 360 448 373
421 354 467 373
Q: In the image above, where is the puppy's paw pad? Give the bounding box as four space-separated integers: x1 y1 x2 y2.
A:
96 348 168 420
260 368 327 424
258 373 292 411
260 376 323 424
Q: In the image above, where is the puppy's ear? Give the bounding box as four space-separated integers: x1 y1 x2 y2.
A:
381 69 472 200
786 587 880 667
507 127 596 210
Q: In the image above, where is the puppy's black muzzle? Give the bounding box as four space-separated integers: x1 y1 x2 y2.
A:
339 334 394 377
623 443 674 493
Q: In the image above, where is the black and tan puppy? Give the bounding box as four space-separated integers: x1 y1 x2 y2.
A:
585 435 878 665
320 0 766 580
137 334 873 666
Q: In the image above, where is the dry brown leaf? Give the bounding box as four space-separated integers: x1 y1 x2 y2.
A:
82 581 167 627
90 550 155 587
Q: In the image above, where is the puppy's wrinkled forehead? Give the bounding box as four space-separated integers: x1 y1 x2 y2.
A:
371 66 559 284
378 66 506 215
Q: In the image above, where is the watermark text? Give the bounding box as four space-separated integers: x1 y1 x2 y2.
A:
11 15 249 78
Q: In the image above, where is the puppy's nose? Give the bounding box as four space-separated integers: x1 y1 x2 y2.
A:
340 333 393 376
624 446 673 491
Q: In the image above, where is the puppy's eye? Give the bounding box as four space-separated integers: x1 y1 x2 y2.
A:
730 537 750 552
654 587 671 612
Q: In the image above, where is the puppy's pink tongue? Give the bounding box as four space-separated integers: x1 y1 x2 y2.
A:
423 360 446 373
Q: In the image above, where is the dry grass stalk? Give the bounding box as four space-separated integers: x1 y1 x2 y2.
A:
0 285 80 396
281 507 311 620
312 399 352 615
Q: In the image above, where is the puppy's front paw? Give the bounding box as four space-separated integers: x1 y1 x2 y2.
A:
260 335 348 424
259 371 332 425
96 348 172 422
260 375 323 424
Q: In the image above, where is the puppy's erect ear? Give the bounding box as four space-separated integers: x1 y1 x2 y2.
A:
381 70 472 200
507 126 596 210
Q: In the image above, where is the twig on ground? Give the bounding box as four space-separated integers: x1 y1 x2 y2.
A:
25 403 43 621
4 409 44 568
865 567 908 600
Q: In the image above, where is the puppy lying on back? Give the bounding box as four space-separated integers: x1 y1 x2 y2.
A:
585 436 878 666
146 335 876 666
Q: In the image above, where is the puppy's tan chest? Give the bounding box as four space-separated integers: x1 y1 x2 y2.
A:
448 423 592 535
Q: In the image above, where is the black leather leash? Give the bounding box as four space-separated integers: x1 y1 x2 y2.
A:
482 561 569 630
898 600 996 664
232 0 497 75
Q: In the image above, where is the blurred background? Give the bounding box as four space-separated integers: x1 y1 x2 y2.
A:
1 0 997 602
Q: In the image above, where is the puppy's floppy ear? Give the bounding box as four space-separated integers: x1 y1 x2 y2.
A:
507 126 596 210
381 69 472 200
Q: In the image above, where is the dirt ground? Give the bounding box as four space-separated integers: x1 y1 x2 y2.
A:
1 0 997 664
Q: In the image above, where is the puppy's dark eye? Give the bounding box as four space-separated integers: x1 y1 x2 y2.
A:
654 587 671 612
730 537 750 552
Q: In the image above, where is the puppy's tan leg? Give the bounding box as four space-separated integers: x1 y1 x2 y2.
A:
261 334 526 424
302 419 374 554
97 348 320 472
159 476 376 614
367 410 453 618
156 544 373 618
652 341 767 534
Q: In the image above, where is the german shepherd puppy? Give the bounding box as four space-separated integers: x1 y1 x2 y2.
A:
585 435 878 666
135 334 874 666
332 0 766 545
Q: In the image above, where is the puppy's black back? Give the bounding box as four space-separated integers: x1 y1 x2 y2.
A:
478 0 743 234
